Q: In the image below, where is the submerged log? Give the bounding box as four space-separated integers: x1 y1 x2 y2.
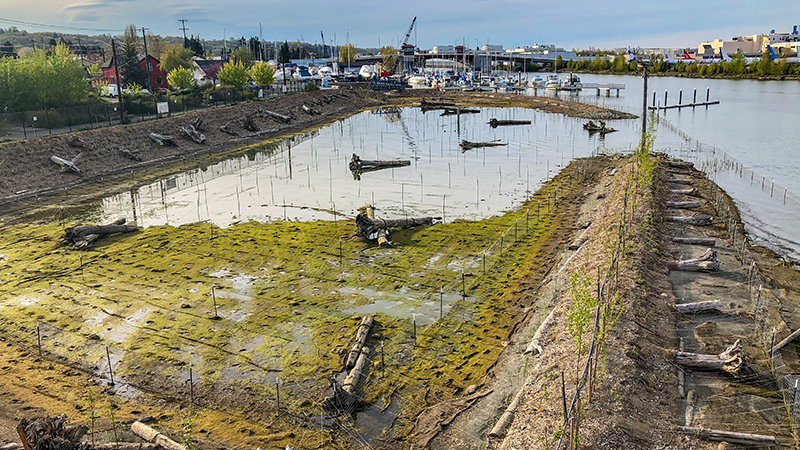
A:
442 108 480 116
488 387 525 438
675 339 742 374
673 248 720 272
667 213 712 226
672 237 716 246
488 118 531 128
345 316 374 369
349 154 411 180
676 300 723 314
179 124 206 144
524 308 557 356
675 426 777 446
149 133 176 147
131 421 184 450
459 140 508 151
257 107 292 123
666 201 702 209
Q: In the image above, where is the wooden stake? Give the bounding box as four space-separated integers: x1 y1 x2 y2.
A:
105 341 115 386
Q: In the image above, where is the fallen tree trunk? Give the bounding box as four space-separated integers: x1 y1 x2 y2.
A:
488 118 531 128
675 339 742 373
672 248 720 272
257 107 292 123
179 124 206 144
345 316 374 369
488 387 526 438
364 204 390 246
667 213 712 226
667 177 693 185
325 348 371 410
149 133 176 147
63 222 137 250
301 105 319 115
349 154 410 180
131 421 184 450
420 99 455 108
670 188 700 196
676 300 723 314
459 140 507 151
675 426 777 446
666 201 702 209
355 214 436 242
772 326 800 354
524 308 557 355
669 161 694 169
672 237 716 246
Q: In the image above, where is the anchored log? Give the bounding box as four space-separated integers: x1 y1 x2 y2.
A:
442 108 480 116
670 188 700 196
257 107 292 123
676 300 723 314
355 213 436 242
488 387 525 438
772 326 800 354
345 316 374 369
17 415 88 450
673 248 720 272
524 308 557 355
675 339 743 374
301 105 319 115
666 177 692 185
179 124 206 144
675 426 777 446
219 122 238 136
326 348 371 409
364 204 390 246
669 161 694 169
190 117 204 131
684 390 697 426
149 133 176 147
131 421 184 450
672 237 716 246
242 114 258 132
63 220 137 250
349 154 411 180
668 213 712 226
118 147 142 162
488 118 531 128
459 140 507 151
666 201 702 209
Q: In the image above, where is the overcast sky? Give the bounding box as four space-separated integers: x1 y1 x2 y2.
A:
1 0 798 50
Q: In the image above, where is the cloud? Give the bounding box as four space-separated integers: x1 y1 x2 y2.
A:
62 0 135 12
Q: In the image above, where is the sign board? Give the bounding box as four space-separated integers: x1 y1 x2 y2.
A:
156 102 169 114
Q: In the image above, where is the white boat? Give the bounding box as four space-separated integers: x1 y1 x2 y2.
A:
527 75 543 87
560 73 582 91
407 75 429 86
358 65 376 80
544 75 559 89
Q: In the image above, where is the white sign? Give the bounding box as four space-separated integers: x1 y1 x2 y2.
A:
157 102 169 114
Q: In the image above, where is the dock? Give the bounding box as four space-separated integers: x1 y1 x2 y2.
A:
648 87 720 110
581 83 626 97
648 101 720 110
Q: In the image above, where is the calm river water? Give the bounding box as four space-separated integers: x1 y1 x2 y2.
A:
92 75 800 263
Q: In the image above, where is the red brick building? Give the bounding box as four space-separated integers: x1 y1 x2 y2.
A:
100 54 168 91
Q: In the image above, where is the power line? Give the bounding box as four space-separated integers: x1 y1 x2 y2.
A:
0 17 123 33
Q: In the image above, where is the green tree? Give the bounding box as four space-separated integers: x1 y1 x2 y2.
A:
379 46 398 73
167 66 195 89
555 54 563 71
279 41 290 84
185 35 204 57
610 51 629 73
217 60 250 88
231 47 255 68
756 50 773 75
120 40 146 87
339 43 356 63
249 61 275 86
159 44 194 75
123 24 141 53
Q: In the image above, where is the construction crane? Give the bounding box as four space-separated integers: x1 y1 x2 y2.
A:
389 17 416 74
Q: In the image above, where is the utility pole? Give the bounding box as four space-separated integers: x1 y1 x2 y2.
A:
141 27 152 93
178 19 189 47
111 38 124 124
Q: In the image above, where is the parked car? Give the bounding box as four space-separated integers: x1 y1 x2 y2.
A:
107 84 119 98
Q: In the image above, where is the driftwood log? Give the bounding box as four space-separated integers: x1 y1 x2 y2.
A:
420 99 455 108
773 327 800 353
441 108 480 116
670 188 700 196
345 316 374 369
242 114 258 132
179 124 206 144
118 147 142 162
675 339 743 374
63 220 137 250
363 204 390 246
190 117 204 131
524 308 557 355
672 237 716 246
301 105 319 115
326 348 371 409
666 201 702 209
257 107 292 123
349 154 410 180
672 248 720 272
675 426 777 446
130 421 183 450
149 133 176 147
676 300 723 314
669 161 694 169
488 118 531 128
666 177 692 185
355 213 435 243
459 140 507 151
16 415 89 450
488 387 526 437
668 213 712 226
684 390 697 426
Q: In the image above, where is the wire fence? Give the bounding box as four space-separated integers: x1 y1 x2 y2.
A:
0 81 317 140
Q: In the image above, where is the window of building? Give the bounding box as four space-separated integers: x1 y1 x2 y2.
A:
147 62 153 71
155 76 163 85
